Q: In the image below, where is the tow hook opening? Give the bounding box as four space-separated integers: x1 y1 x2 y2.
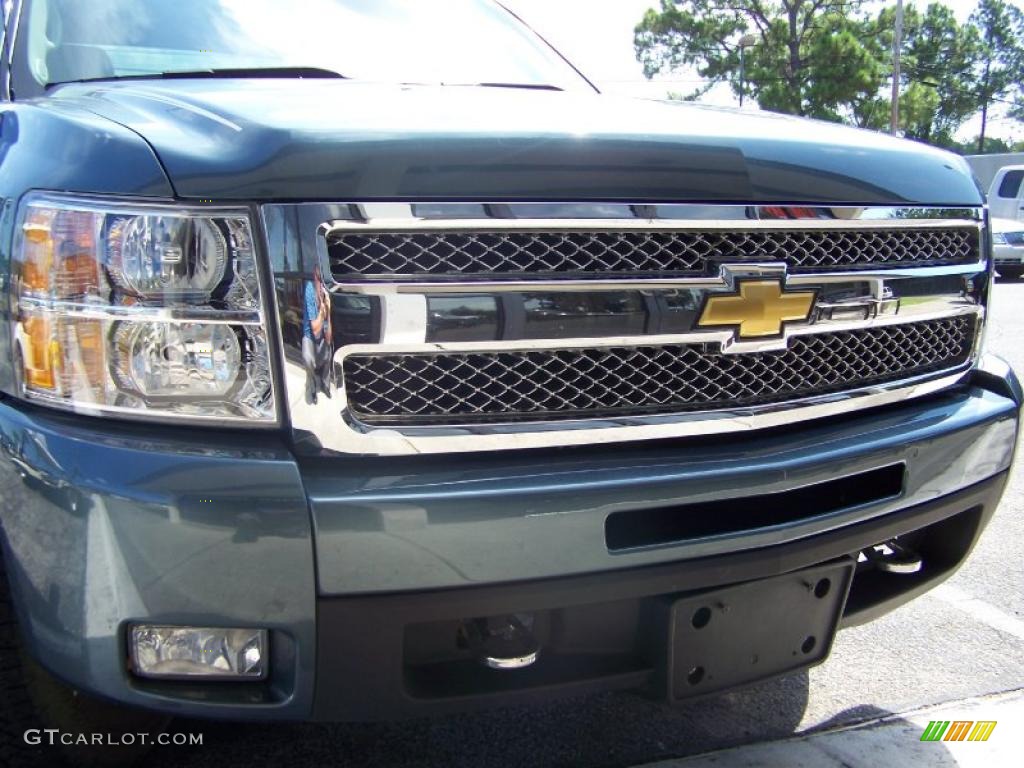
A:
858 539 923 574
458 614 540 670
843 505 986 623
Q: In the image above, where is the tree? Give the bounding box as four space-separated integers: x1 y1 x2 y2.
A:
634 0 1024 150
949 135 1024 154
890 3 983 148
634 0 888 121
970 0 1024 152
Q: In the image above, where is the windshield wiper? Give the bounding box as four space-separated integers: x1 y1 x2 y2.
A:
48 67 348 87
399 81 565 92
474 82 564 91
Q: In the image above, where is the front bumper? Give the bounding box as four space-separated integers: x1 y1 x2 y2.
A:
994 242 1024 265
0 357 1019 721
316 474 1006 720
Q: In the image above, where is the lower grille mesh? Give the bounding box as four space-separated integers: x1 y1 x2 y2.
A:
342 317 975 424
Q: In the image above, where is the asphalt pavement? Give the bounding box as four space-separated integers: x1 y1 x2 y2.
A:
145 279 1024 768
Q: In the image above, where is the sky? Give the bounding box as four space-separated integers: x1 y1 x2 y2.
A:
502 0 1024 144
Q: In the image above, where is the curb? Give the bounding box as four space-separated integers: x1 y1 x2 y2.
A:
641 688 1024 767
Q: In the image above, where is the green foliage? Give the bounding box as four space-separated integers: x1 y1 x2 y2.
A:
634 0 886 118
969 0 1024 151
948 135 1024 154
634 0 1024 150
885 3 983 147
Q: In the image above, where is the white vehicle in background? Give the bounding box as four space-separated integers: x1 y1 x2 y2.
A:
993 217 1024 278
989 166 1024 222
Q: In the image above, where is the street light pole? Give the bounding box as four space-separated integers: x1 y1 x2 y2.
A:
738 34 756 109
740 46 747 108
891 0 904 135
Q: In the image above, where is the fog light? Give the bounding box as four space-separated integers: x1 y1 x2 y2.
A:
130 626 267 680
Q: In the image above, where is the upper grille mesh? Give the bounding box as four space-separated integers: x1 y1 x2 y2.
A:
328 228 978 279
342 317 975 424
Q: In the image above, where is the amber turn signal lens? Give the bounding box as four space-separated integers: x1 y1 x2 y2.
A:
20 316 59 391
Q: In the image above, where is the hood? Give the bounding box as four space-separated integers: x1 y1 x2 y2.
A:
50 79 981 205
993 217 1024 232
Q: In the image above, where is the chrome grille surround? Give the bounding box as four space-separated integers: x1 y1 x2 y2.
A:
265 203 988 456
344 316 975 425
329 226 978 280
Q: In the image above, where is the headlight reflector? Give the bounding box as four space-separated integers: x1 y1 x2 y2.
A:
114 322 243 398
12 195 275 424
993 232 1008 245
109 215 231 299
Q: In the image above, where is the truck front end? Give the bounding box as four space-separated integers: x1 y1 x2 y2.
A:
0 0 1018 740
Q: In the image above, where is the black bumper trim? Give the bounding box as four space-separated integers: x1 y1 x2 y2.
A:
314 471 1007 721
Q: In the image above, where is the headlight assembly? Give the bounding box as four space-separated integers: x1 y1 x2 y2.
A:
11 194 275 425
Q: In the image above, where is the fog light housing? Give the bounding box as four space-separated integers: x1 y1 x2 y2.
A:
129 626 268 680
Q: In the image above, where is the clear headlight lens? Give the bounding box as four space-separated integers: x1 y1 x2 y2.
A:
109 215 231 298
12 194 275 424
113 322 242 398
993 232 1008 245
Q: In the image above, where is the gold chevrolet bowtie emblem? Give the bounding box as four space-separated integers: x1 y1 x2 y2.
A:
699 280 815 338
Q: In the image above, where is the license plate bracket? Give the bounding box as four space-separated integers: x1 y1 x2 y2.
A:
661 559 855 702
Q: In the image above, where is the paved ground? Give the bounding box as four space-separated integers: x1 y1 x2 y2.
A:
142 281 1024 765
654 688 1024 768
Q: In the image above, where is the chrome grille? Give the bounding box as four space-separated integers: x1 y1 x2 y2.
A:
328 228 978 279
343 317 975 424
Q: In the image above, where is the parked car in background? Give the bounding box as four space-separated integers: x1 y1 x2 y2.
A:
994 217 1024 278
988 165 1024 223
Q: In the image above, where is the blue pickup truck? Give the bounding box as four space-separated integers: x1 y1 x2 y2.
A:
0 0 1019 763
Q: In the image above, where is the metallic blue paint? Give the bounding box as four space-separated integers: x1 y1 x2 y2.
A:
44 80 982 205
305 383 1019 594
0 403 316 719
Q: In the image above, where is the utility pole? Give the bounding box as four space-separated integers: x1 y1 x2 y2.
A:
890 0 904 135
738 34 756 108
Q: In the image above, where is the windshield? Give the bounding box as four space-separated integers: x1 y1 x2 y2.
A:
23 0 589 90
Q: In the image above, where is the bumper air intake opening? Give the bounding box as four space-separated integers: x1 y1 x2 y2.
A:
605 463 906 551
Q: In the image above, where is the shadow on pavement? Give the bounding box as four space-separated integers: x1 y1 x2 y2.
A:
781 704 963 768
150 672 811 768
